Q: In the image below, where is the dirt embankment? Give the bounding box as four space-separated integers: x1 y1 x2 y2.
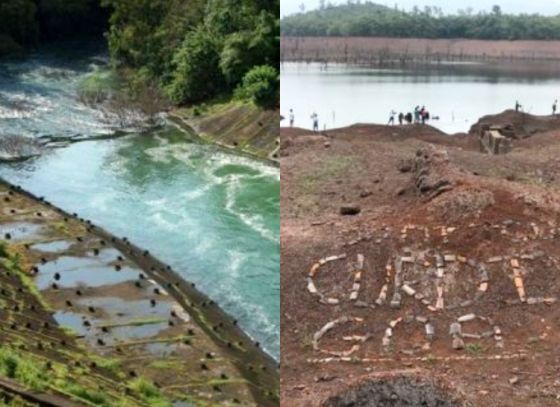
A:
281 111 560 406
170 102 280 165
0 179 279 406
281 36 560 66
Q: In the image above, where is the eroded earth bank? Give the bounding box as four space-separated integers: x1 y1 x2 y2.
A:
281 110 560 406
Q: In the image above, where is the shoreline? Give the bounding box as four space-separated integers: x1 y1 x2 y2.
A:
167 113 280 168
280 36 560 66
169 101 280 167
0 177 279 405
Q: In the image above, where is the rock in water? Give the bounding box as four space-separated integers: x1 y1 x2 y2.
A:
0 134 42 162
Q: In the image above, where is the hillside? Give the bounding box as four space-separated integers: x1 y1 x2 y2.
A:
281 111 560 406
281 2 560 40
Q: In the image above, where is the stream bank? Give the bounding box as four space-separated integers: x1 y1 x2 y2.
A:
170 101 280 165
0 178 279 406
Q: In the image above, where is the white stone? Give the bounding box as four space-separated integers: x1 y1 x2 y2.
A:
307 279 318 294
449 322 462 336
444 254 456 262
402 284 416 296
458 314 476 323
357 254 365 269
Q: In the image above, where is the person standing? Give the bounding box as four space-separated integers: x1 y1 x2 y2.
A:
553 100 558 116
289 109 295 127
414 106 420 123
515 100 522 112
405 112 412 124
311 112 319 132
398 112 404 125
388 110 396 125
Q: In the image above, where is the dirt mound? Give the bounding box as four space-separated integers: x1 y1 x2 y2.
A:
469 110 560 139
413 146 454 200
280 114 560 407
323 375 466 407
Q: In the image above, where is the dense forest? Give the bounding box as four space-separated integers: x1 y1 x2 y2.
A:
281 2 560 40
0 0 279 108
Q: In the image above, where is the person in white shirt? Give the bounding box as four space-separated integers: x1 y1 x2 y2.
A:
311 112 319 132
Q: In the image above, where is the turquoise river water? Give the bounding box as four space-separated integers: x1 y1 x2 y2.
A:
0 42 280 359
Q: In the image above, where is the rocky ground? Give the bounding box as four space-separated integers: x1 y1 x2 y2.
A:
281 110 560 406
0 180 279 406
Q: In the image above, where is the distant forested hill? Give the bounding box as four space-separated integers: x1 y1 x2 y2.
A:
281 2 560 40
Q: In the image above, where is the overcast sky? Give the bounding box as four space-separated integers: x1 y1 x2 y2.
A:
281 0 560 17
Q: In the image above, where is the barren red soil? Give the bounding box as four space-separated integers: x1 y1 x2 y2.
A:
281 111 560 406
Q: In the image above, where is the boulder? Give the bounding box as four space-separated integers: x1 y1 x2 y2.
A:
340 205 361 216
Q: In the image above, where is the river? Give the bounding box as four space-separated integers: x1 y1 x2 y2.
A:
281 62 560 134
0 42 280 360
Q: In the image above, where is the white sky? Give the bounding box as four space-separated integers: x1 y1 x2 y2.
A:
281 0 560 17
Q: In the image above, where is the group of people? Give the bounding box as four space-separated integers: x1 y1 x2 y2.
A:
288 106 431 132
288 109 320 132
388 106 431 126
516 99 559 117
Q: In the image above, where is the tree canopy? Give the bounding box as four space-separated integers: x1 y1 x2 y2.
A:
0 0 108 48
281 1 560 40
102 0 279 107
0 0 279 108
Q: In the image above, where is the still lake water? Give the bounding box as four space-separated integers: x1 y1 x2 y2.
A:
0 43 280 359
281 62 560 134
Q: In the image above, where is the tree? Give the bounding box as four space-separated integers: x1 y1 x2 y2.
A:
220 11 277 86
0 0 37 46
166 27 225 104
492 5 502 16
235 65 279 109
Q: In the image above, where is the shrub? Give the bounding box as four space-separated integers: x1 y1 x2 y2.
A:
166 27 225 105
0 242 7 258
129 377 171 407
235 65 278 109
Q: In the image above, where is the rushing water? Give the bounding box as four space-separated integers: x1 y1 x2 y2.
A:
0 42 280 359
281 62 560 134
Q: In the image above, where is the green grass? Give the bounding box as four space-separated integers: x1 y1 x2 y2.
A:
96 318 167 329
128 378 172 407
0 347 49 391
77 69 121 105
0 395 39 407
0 345 163 406
1 253 52 312
148 359 183 369
299 155 353 194
465 343 485 355
0 241 8 259
50 221 70 235
89 356 121 374
63 384 108 405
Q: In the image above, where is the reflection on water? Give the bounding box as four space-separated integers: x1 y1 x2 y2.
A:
281 62 560 133
0 42 280 359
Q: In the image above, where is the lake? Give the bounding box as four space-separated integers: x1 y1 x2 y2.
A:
280 62 560 134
